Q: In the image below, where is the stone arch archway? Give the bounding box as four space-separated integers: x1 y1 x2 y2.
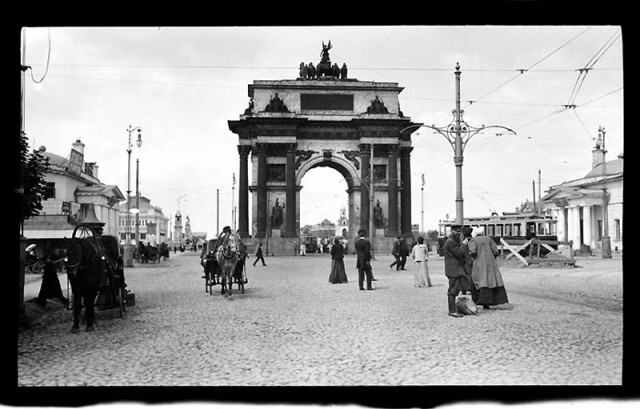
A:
296 153 360 243
228 77 419 254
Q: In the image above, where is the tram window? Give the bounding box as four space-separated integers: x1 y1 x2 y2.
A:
513 224 521 236
505 224 512 236
487 225 495 237
495 224 503 237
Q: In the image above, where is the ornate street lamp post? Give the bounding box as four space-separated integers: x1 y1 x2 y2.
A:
123 125 141 268
401 63 516 227
134 133 143 247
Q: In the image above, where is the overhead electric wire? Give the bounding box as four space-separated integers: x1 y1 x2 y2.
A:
565 28 621 107
470 27 593 105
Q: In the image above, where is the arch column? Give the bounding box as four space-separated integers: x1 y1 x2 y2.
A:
359 144 371 231
237 145 251 238
570 205 581 248
386 145 399 236
283 143 298 238
255 143 268 238
557 207 566 242
582 204 593 249
400 146 413 236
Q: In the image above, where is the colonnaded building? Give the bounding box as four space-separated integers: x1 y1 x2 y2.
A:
228 42 419 254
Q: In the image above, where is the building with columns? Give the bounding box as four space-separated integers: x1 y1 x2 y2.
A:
228 54 418 254
542 134 623 253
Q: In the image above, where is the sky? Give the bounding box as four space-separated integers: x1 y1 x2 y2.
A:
19 25 624 238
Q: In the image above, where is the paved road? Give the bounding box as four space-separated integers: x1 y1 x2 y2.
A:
17 250 624 391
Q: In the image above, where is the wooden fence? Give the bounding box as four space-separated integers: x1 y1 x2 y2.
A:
499 237 575 267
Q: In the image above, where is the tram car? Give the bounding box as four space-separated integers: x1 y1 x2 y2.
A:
437 212 558 256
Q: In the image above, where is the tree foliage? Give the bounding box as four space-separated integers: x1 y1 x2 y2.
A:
19 132 50 223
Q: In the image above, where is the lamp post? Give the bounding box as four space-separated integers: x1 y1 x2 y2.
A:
400 63 516 226
123 125 142 267
232 173 236 231
599 126 612 259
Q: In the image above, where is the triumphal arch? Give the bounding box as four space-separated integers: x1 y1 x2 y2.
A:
228 43 418 253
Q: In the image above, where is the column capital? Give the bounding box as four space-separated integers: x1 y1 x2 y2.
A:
387 144 399 156
255 143 268 155
359 144 371 156
399 146 413 158
285 143 298 154
238 145 252 156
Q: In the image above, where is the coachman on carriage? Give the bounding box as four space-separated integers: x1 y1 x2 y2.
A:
202 226 247 299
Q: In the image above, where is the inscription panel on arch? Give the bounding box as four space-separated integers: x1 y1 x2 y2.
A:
301 94 354 111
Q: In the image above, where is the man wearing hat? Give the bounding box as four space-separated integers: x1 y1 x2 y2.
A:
443 225 467 317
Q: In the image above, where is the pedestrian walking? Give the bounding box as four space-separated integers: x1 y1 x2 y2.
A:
300 242 306 256
389 236 401 270
253 243 267 266
329 238 348 284
354 229 374 291
410 236 431 287
468 227 509 309
443 225 467 318
398 238 409 270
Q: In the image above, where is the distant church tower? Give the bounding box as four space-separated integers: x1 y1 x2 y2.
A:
184 215 193 241
336 207 349 238
174 211 183 243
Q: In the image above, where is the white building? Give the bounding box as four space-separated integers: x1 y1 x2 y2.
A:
542 132 623 253
117 195 170 246
22 140 125 240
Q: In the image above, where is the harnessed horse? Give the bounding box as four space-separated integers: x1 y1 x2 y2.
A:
64 235 111 333
215 231 245 299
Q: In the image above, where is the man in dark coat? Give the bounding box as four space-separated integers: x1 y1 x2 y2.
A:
389 236 401 271
253 243 266 266
398 238 409 270
354 229 374 291
443 225 467 317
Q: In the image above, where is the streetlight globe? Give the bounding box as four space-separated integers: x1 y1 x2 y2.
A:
136 131 142 148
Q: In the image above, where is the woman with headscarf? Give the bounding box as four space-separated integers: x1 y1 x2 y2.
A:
468 227 509 309
329 238 348 284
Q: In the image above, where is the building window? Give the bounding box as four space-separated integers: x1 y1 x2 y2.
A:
615 219 621 240
44 182 55 199
141 233 146 241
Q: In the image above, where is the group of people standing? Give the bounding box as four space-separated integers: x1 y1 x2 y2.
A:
444 225 509 318
328 229 376 290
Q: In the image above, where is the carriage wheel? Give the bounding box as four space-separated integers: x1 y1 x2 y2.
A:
117 287 126 318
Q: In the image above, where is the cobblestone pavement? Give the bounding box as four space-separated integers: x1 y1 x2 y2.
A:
17 250 624 390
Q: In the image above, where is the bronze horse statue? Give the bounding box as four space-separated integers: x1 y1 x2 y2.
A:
64 235 109 333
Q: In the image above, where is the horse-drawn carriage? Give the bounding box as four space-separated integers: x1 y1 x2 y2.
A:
64 223 128 333
201 229 247 299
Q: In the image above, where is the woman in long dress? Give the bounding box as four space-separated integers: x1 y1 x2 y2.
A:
410 236 431 287
329 238 348 284
468 228 509 309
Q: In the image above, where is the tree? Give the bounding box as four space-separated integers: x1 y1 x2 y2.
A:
19 132 50 226
426 230 439 242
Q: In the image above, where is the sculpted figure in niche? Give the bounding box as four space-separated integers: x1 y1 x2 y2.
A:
374 199 384 228
272 198 284 229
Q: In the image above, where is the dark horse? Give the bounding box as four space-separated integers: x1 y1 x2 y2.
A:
64 236 108 333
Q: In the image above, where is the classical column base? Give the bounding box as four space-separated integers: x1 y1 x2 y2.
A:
281 231 299 238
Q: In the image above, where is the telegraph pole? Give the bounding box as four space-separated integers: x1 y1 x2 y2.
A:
421 174 425 233
232 173 236 231
216 189 220 235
